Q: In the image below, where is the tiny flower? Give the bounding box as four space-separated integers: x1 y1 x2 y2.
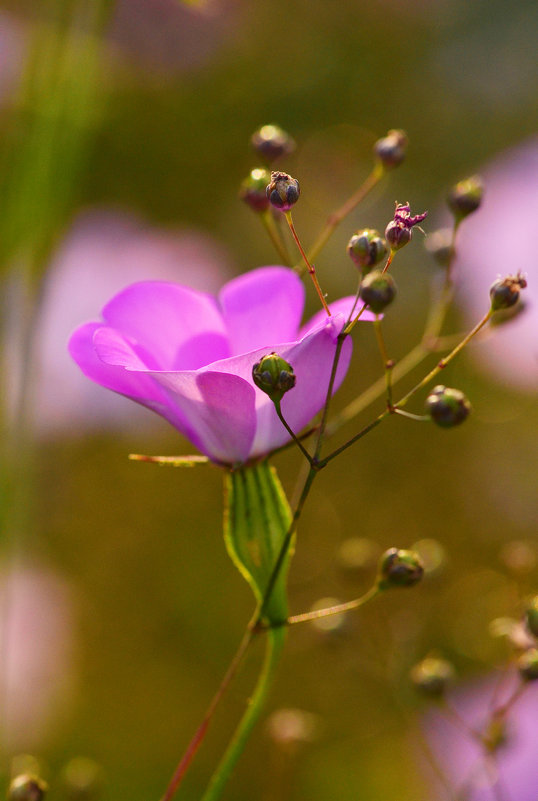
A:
489 272 527 311
8 776 48 801
385 202 428 250
347 229 387 273
359 270 397 313
447 175 484 220
252 352 296 403
517 648 538 681
251 124 295 164
266 171 300 212
410 656 455 697
240 168 271 213
69 267 378 465
373 129 409 170
377 547 424 589
426 385 471 428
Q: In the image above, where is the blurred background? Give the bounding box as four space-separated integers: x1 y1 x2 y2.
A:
0 1 537 800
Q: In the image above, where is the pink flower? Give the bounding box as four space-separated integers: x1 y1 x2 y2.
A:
69 267 372 464
453 138 538 391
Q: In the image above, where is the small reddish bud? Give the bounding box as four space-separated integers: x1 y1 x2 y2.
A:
266 171 300 212
239 168 271 213
374 129 409 170
251 124 295 164
490 273 527 311
385 202 428 251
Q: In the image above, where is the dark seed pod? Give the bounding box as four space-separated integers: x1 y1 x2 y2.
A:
426 385 471 428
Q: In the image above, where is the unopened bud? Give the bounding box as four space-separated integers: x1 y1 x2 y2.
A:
426 385 471 428
252 353 296 403
410 656 455 697
425 228 455 267
447 176 483 220
266 171 300 212
517 648 538 681
347 229 387 273
525 597 538 639
251 124 295 164
373 129 408 170
378 548 424 589
240 168 271 213
359 270 397 314
8 776 48 801
490 273 527 311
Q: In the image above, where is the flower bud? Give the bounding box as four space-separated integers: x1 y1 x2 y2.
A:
252 352 296 403
447 175 483 220
517 647 538 681
377 547 424 589
373 129 408 170
410 656 455 697
347 229 387 273
8 776 48 801
425 228 455 267
239 168 271 213
525 596 538 638
266 171 300 212
385 203 427 251
359 270 397 314
489 273 527 311
251 124 295 164
426 385 471 428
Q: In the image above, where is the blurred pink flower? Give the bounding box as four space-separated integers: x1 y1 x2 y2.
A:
0 563 75 754
423 673 538 801
34 210 232 433
453 139 538 391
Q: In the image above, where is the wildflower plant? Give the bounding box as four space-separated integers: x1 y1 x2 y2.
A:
65 126 531 801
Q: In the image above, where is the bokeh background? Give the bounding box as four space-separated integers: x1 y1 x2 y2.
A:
0 1 537 800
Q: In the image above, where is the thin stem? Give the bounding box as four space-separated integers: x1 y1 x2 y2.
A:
200 626 286 801
381 250 394 274
274 402 314 466
393 408 429 422
373 318 393 409
159 623 255 801
396 310 493 411
265 584 381 628
260 210 292 267
305 164 384 264
314 334 346 460
285 212 331 315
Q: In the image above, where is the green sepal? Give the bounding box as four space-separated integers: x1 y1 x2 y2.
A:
224 461 293 626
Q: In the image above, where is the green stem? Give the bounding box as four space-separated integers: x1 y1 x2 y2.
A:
200 626 286 801
304 164 384 265
274 402 313 466
259 210 292 267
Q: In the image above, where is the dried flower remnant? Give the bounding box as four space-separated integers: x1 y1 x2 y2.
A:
385 202 428 250
69 267 378 465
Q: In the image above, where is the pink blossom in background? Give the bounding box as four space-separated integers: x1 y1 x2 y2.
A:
0 11 25 103
34 210 232 433
69 267 375 464
452 139 538 391
423 674 538 800
0 564 75 754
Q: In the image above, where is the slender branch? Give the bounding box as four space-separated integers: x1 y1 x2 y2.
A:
159 623 255 801
304 164 384 265
259 209 292 267
260 584 381 629
285 212 331 315
274 402 314 466
373 317 394 409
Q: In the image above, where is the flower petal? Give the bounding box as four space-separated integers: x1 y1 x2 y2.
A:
102 281 229 369
219 266 305 355
148 370 257 464
299 295 378 338
68 323 187 430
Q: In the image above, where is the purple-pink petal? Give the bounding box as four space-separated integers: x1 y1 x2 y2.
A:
102 281 229 370
219 267 304 355
148 369 257 464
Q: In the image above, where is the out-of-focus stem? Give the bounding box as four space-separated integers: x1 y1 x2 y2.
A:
304 164 384 265
260 209 292 267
